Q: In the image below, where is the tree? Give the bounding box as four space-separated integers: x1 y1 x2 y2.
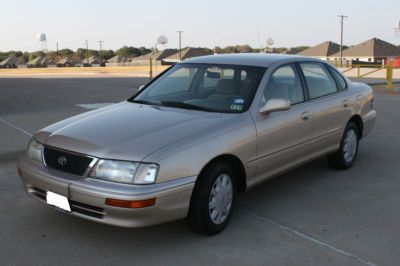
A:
100 49 114 60
138 47 151 55
58 49 74 57
115 46 143 57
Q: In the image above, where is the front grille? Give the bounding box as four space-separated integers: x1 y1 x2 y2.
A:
43 146 93 176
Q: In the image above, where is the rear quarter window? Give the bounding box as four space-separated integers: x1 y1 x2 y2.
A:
327 65 347 91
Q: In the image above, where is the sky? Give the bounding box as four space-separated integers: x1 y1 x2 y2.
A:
1 0 399 52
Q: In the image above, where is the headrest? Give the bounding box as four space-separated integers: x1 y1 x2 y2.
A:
265 81 289 99
216 79 235 95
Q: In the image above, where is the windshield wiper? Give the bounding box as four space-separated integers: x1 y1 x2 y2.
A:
160 101 212 112
130 99 160 105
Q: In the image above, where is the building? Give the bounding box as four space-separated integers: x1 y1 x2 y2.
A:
107 55 130 63
47 59 57 68
162 47 213 64
105 54 131 66
328 38 400 64
0 55 18 68
16 57 27 68
82 56 102 66
27 56 48 68
296 41 344 60
57 56 79 67
131 49 178 65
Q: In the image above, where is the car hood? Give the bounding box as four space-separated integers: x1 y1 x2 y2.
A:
37 101 236 162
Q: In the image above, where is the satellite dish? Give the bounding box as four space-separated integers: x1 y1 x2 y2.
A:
157 35 168 45
37 33 46 42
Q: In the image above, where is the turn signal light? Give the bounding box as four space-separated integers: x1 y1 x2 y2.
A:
105 198 156 209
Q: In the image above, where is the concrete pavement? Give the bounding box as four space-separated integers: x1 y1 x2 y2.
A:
1 77 399 265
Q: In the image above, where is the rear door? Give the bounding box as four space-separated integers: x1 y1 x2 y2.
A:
298 62 351 158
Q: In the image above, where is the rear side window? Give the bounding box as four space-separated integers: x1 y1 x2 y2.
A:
299 62 337 99
328 66 347 91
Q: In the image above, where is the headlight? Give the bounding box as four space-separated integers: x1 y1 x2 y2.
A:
27 138 43 163
89 159 159 185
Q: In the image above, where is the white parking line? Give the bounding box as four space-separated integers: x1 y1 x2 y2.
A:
0 118 32 137
240 209 377 266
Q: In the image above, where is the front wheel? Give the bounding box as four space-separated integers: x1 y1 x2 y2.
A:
187 162 236 235
327 122 359 170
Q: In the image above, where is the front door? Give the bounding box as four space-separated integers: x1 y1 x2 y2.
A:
253 64 313 183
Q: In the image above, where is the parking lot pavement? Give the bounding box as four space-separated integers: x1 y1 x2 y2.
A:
0 77 147 151
1 77 400 265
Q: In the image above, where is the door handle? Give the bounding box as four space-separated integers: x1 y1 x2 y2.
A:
301 111 311 121
342 100 350 107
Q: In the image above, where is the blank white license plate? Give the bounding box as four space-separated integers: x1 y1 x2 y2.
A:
46 191 71 212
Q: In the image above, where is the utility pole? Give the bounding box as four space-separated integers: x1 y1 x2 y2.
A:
338 14 348 67
257 25 261 52
98 40 104 66
55 42 59 63
85 40 89 66
177 30 184 61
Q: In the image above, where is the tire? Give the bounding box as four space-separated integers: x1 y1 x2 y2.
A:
187 161 237 235
327 122 359 170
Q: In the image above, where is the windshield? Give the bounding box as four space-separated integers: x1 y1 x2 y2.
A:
130 63 265 113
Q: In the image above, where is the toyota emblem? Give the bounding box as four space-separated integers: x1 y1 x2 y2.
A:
58 156 67 166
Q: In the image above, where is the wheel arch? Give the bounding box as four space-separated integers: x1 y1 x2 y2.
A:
196 154 247 194
348 115 363 139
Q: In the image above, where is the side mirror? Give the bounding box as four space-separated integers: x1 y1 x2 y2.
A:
259 99 291 114
138 85 145 92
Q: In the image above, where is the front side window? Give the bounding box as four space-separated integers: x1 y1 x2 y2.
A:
261 64 304 106
299 62 337 99
132 64 265 113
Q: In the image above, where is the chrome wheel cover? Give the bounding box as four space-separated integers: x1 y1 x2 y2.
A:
343 129 358 163
209 173 233 225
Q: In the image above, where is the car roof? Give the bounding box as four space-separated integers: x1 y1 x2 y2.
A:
183 53 323 68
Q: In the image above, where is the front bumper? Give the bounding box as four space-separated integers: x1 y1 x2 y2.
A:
18 155 196 227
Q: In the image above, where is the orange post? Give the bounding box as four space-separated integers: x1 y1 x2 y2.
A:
386 60 393 90
149 58 153 79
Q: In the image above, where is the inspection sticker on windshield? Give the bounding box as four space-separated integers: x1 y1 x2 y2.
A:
230 104 243 111
233 99 245 104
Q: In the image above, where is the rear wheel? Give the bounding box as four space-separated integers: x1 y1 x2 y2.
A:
187 162 236 235
327 122 359 170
